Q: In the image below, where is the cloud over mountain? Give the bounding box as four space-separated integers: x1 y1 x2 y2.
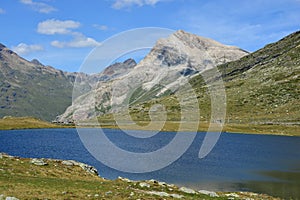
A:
12 43 43 55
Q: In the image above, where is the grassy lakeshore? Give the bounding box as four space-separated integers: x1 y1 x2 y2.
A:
0 117 74 130
92 119 300 136
0 153 280 200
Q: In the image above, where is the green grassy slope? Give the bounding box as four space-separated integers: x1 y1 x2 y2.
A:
213 30 300 124
0 44 74 121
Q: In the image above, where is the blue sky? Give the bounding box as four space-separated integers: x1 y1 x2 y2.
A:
0 0 299 72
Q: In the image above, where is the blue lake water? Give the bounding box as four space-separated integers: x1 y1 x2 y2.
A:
0 128 299 199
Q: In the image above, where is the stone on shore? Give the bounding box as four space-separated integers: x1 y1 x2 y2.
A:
61 160 75 166
139 182 150 188
145 191 184 199
78 163 98 175
0 195 19 200
226 193 240 198
198 190 219 197
5 197 19 200
179 186 197 194
30 158 48 166
118 176 132 182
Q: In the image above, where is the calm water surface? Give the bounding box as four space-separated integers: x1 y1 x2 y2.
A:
0 128 299 199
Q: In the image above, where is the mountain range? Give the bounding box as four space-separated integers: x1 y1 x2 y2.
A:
0 30 299 131
57 30 248 122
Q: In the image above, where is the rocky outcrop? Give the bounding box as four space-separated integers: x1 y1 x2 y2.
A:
61 160 98 176
1 153 99 176
29 158 97 176
58 30 248 122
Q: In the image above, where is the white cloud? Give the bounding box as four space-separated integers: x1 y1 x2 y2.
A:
20 0 57 13
37 19 80 35
37 19 100 48
51 33 101 48
12 43 44 55
0 8 5 14
93 24 108 31
112 0 164 9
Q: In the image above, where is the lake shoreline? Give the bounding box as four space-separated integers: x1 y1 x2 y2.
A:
0 117 299 136
0 152 281 200
1 128 299 199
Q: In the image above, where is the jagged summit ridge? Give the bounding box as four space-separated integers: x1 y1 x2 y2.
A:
100 58 137 81
173 30 247 52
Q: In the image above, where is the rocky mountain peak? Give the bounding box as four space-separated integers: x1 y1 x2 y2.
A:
31 59 44 66
143 30 248 71
123 58 137 66
172 30 227 49
58 30 249 121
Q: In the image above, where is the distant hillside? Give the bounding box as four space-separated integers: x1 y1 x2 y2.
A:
0 43 136 121
0 44 74 121
209 30 300 124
